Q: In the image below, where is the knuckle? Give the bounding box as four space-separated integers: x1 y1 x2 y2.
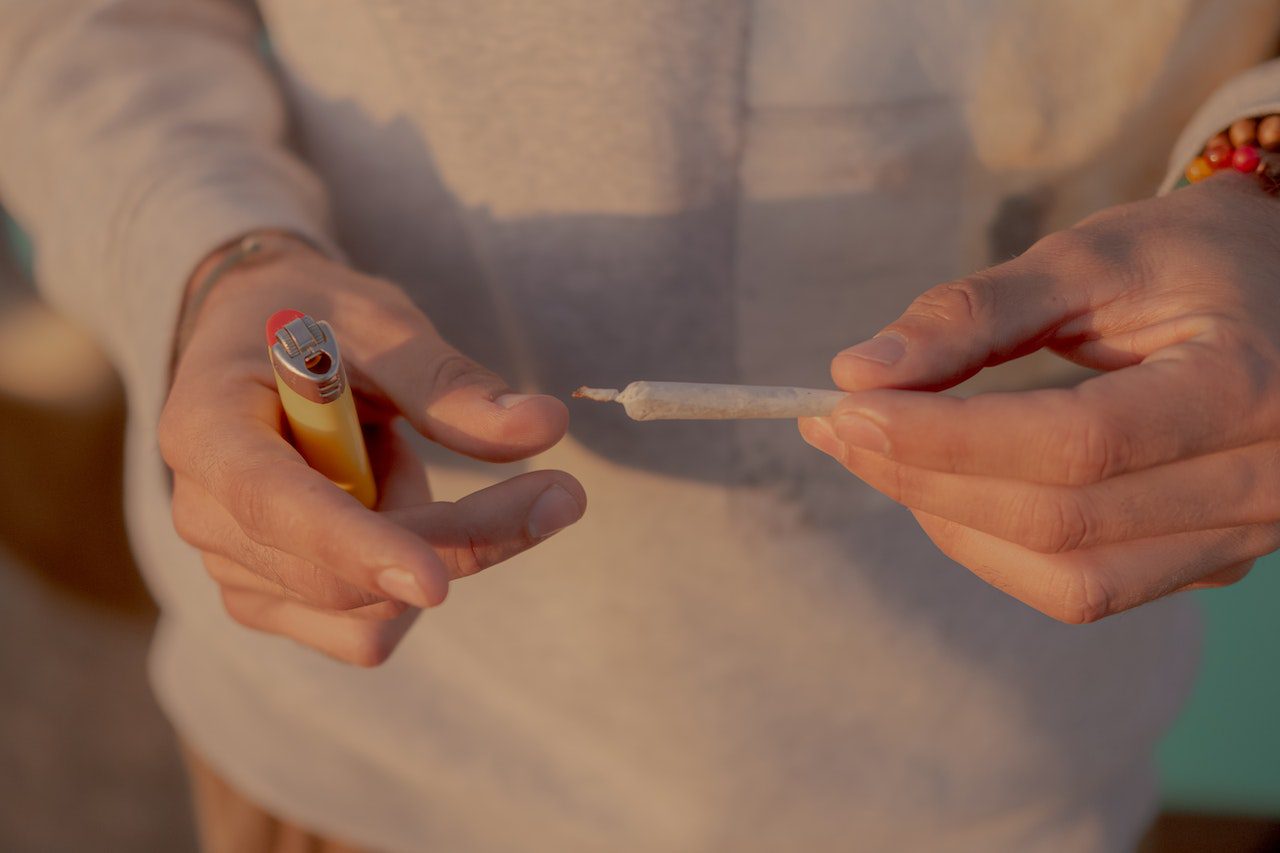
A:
1021 488 1093 554
1054 410 1129 485
1198 560 1256 589
432 503 498 580
1193 312 1243 348
331 590 388 611
223 461 285 546
1213 325 1274 406
452 521 489 580
1047 565 1114 625
156 404 188 469
345 626 398 668
219 589 258 629
914 513 969 562
883 461 913 505
851 454 908 502
249 554 295 597
908 275 994 326
170 494 202 547
350 273 421 317
423 350 495 396
352 600 409 621
1029 225 1152 291
1030 226 1096 262
202 556 241 588
300 567 384 611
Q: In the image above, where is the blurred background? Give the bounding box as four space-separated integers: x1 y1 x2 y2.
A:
0 210 1277 852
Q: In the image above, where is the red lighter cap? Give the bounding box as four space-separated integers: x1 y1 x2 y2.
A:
265 309 306 346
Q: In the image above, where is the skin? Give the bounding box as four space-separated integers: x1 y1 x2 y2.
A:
166 167 1276 654
160 238 586 666
800 172 1280 624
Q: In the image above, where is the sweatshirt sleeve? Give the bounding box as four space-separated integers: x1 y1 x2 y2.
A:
0 0 340 424
1159 57 1280 194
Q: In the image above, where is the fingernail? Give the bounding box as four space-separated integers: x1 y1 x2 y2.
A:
496 393 539 409
837 333 906 366
527 484 582 540
834 410 891 454
376 568 432 608
801 417 846 459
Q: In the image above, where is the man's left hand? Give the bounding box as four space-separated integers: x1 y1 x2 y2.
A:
800 172 1280 623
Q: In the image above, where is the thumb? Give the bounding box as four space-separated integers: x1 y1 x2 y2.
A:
832 255 1095 393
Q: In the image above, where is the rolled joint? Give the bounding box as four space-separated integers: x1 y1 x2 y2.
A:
572 386 620 402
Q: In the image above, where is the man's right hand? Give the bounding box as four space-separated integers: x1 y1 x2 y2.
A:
158 238 585 666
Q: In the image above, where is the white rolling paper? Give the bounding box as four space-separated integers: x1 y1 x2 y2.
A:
574 381 847 420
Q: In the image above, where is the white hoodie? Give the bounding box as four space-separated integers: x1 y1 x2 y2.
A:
3 1 1278 850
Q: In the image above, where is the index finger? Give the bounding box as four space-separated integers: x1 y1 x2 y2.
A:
160 378 449 608
831 227 1129 394
820 336 1275 485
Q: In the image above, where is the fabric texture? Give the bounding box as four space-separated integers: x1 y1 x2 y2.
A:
182 741 366 853
4 1 1280 851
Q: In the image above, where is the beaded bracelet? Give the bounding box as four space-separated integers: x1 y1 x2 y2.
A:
1179 114 1280 192
170 231 319 369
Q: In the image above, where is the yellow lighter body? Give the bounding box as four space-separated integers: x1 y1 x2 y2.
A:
267 311 377 508
273 376 377 508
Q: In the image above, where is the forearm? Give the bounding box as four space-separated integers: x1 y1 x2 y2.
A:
0 0 337 419
173 229 320 365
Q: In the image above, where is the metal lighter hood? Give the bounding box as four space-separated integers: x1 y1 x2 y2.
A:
268 316 347 403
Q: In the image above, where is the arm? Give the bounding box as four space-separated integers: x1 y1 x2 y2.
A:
0 1 585 664
0 0 335 418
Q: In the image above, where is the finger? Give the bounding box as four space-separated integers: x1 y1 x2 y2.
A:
803 430 1280 553
830 228 1129 392
814 331 1272 485
174 475 395 612
384 470 587 581
220 586 419 667
201 552 407 620
1177 559 1256 592
339 314 568 463
160 379 450 608
911 509 1280 623
365 423 433 509
180 426 433 612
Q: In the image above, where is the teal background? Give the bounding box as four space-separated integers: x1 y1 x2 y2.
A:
1 214 1278 815
2 215 31 274
1157 553 1280 815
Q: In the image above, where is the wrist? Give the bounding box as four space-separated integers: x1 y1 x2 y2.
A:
173 231 323 364
1181 114 1280 192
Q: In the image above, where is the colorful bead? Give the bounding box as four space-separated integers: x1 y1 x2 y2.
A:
1229 118 1258 148
1185 156 1214 183
1233 145 1260 173
1258 115 1280 151
1205 142 1234 169
1208 132 1232 150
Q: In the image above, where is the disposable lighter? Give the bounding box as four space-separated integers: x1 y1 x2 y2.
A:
265 309 377 508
